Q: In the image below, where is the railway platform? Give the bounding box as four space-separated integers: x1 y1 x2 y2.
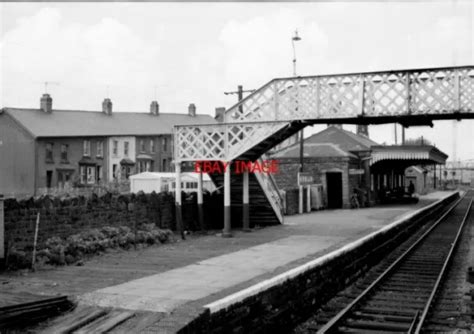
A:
0 191 458 332
79 191 456 332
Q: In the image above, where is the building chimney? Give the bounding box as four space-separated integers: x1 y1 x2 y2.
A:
188 103 196 117
40 94 53 113
102 98 112 115
356 124 369 137
215 107 225 123
150 101 159 115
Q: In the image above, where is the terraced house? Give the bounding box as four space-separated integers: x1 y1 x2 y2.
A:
0 95 214 197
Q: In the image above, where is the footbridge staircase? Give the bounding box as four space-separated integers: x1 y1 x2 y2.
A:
174 66 474 228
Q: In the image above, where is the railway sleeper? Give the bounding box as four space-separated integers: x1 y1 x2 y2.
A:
338 327 405 334
344 318 411 331
360 305 419 316
352 311 414 323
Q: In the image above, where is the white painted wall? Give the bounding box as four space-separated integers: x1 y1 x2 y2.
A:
108 136 136 181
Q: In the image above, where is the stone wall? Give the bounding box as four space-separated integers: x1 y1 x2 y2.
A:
3 191 215 251
178 192 459 333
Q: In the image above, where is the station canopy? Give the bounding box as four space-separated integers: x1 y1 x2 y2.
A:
370 145 448 171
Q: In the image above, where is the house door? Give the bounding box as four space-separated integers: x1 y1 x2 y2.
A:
326 172 343 209
46 170 53 188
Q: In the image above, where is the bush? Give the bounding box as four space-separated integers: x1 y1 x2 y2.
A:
6 225 175 269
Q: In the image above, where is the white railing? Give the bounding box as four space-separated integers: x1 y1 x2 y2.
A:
175 66 474 163
224 66 474 123
253 156 284 223
174 121 289 162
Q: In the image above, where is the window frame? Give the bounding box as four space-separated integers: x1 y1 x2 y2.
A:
124 141 129 157
83 140 91 157
96 141 104 158
60 144 68 163
45 142 54 162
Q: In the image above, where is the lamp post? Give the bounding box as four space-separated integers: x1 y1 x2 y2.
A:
292 30 301 76
292 30 304 172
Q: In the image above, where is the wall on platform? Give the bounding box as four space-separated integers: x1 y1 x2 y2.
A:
3 191 212 251
178 192 459 333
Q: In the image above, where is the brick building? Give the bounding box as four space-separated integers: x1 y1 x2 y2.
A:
270 125 448 209
0 95 214 197
271 126 375 209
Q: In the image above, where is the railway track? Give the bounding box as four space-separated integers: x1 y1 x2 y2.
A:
315 190 473 334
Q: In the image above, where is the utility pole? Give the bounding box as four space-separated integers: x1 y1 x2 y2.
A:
224 85 255 101
225 85 255 118
291 30 304 172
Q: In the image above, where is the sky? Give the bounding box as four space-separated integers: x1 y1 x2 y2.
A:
0 1 473 161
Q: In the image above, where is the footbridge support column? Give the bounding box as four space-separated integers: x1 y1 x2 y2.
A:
223 162 232 237
243 169 250 231
197 171 204 230
175 163 185 240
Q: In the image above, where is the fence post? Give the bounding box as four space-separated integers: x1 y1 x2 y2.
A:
0 195 4 261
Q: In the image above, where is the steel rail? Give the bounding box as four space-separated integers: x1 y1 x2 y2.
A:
414 198 473 333
317 193 466 334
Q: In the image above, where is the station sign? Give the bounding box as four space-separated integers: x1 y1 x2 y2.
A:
298 172 314 186
349 169 365 175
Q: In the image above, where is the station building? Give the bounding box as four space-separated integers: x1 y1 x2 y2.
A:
271 125 448 209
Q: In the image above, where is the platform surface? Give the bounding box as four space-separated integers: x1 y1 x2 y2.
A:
78 191 456 314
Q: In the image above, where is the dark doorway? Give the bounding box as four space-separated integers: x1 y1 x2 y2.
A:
326 172 343 209
46 170 53 188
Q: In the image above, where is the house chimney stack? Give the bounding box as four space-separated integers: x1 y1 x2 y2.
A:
150 101 159 115
356 124 369 137
215 107 226 123
102 98 113 115
188 103 196 117
40 94 53 113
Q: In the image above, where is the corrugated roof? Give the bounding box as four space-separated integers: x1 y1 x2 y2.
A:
2 108 215 138
272 143 357 159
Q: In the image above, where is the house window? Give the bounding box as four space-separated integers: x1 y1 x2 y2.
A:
150 139 155 153
140 139 145 152
97 141 103 157
162 158 167 171
113 140 118 156
83 140 91 156
138 160 152 173
124 141 129 156
80 166 96 184
45 143 54 162
60 144 68 162
58 171 71 189
162 137 168 152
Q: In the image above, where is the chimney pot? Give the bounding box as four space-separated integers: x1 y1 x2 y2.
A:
40 94 53 113
188 103 196 117
356 124 369 137
150 101 160 115
102 98 113 115
215 107 226 123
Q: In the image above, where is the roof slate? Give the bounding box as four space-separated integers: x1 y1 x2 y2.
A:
272 143 357 159
304 126 378 152
2 108 215 138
